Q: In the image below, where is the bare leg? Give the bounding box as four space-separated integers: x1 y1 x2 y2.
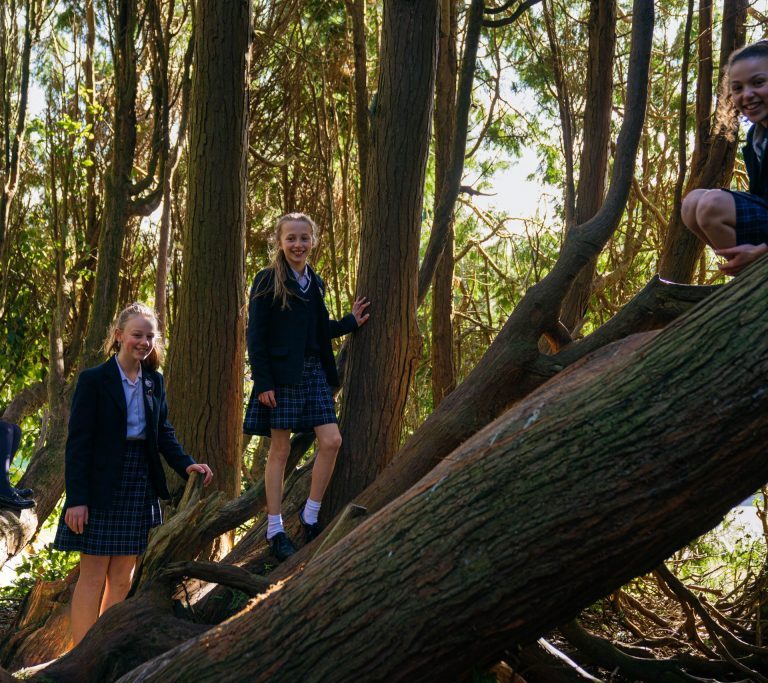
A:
309 423 343 502
265 429 291 515
100 555 137 615
681 189 713 245
70 553 109 646
695 189 737 248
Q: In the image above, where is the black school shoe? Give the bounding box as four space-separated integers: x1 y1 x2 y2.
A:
14 487 33 498
0 490 35 510
298 504 322 544
267 531 297 562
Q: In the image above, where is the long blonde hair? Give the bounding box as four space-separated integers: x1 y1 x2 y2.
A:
257 212 318 310
103 302 164 371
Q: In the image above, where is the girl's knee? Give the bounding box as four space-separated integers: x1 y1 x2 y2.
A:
318 431 342 453
695 189 729 220
267 444 291 465
681 189 706 226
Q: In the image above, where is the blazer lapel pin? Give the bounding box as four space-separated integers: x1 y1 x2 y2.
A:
144 377 154 399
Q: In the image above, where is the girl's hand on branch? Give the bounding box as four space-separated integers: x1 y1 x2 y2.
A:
258 390 277 408
186 463 214 486
352 296 371 327
715 243 768 276
65 505 89 534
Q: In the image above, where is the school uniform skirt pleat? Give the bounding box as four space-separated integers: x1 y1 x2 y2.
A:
723 189 768 244
53 441 162 555
244 356 337 437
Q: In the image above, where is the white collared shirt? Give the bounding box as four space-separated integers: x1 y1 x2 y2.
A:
290 265 310 293
116 360 147 439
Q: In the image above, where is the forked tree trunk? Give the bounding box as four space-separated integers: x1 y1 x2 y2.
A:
114 254 768 683
324 0 440 519
165 0 251 525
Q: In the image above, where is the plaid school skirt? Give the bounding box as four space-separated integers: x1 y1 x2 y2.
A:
243 356 338 437
53 441 162 556
724 189 768 245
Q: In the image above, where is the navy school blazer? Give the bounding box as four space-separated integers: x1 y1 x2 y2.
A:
63 356 195 510
743 123 768 201
247 266 357 394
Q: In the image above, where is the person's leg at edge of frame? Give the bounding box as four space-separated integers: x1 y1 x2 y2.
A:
70 553 110 646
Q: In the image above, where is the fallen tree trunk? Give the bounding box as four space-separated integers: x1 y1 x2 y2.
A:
109 248 768 682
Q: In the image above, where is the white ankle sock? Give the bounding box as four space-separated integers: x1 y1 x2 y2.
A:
302 498 322 525
266 514 284 540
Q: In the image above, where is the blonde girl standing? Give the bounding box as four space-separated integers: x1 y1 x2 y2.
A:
245 213 370 561
54 303 213 645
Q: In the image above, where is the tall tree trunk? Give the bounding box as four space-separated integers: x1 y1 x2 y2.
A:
430 0 458 407
0 0 34 316
165 0 250 538
658 0 746 283
81 0 139 367
344 0 369 210
323 0 439 519
116 255 768 683
558 0 616 333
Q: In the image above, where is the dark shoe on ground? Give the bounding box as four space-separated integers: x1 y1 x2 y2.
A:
14 487 33 498
298 504 322 544
267 531 297 562
0 490 35 510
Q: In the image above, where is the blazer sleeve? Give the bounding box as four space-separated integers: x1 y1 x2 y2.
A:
154 372 195 477
64 369 99 508
315 272 358 339
247 270 276 394
329 313 358 338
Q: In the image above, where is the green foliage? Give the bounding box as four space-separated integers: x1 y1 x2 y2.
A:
0 545 79 602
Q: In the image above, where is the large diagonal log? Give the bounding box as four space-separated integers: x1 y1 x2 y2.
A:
113 253 768 683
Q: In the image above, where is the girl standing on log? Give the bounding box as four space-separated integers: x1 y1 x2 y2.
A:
682 40 768 275
244 213 370 562
53 302 213 646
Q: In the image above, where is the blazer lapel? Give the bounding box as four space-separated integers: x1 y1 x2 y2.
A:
142 372 157 436
104 357 127 421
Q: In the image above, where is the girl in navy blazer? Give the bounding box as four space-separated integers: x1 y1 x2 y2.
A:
53 302 213 646
244 212 369 561
682 40 768 275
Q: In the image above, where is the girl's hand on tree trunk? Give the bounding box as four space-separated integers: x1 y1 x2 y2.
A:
65 505 89 534
258 390 277 408
352 296 371 327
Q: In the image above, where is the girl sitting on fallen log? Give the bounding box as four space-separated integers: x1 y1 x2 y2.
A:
682 39 768 275
53 302 213 646
244 212 370 562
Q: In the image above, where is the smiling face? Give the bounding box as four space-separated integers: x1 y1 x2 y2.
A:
278 219 314 272
115 314 157 371
730 56 768 125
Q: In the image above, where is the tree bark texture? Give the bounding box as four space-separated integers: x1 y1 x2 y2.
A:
324 0 439 519
658 0 746 284
344 0 369 209
431 0 458 407
117 254 768 683
81 0 138 367
558 0 616 332
165 0 250 512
